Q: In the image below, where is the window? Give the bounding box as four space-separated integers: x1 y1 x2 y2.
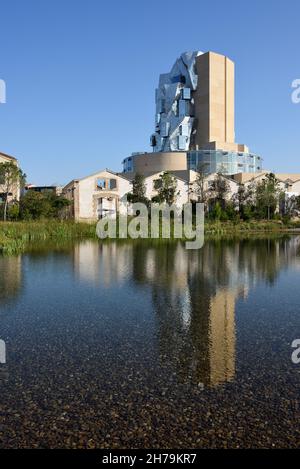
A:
108 179 117 190
97 178 106 189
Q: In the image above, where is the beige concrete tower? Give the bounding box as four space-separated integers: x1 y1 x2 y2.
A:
193 51 248 153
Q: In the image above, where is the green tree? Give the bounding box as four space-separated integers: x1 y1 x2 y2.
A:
126 173 149 205
255 173 282 220
210 201 222 220
209 172 230 209
282 194 300 219
7 202 20 221
152 172 178 206
20 191 70 220
294 195 300 213
0 161 26 221
225 201 238 221
235 182 255 220
193 164 209 211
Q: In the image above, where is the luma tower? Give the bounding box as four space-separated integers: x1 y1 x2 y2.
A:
123 51 262 176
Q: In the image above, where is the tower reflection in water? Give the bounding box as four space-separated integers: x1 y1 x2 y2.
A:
73 236 300 388
132 242 241 388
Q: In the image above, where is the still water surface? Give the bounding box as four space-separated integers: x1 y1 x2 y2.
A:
0 237 300 448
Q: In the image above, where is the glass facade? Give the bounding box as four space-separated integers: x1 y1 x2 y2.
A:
187 150 262 175
122 150 262 175
122 157 133 173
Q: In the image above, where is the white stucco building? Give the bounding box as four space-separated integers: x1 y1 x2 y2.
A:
62 169 131 221
143 171 191 208
0 151 20 203
62 167 300 222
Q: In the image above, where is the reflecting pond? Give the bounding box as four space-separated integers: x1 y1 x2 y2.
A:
0 237 300 448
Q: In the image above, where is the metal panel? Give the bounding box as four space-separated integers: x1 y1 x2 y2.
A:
178 135 188 150
161 122 170 138
150 51 203 152
182 88 191 100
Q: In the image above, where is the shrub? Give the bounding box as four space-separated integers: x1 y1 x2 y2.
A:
19 191 70 220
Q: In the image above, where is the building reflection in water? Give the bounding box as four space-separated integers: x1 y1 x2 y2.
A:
0 255 23 383
73 240 132 287
0 255 22 306
72 236 300 388
132 243 240 388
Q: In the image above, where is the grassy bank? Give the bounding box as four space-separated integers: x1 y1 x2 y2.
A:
0 219 300 255
205 219 300 235
0 221 98 255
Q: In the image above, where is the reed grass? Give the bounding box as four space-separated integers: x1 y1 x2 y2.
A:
0 219 299 255
0 221 97 254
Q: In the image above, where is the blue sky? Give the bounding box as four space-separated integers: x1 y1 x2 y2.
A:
0 0 299 184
